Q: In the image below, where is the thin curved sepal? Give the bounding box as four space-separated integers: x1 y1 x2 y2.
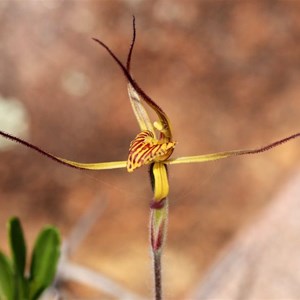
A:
92 18 173 140
0 130 127 171
167 132 300 165
126 17 155 135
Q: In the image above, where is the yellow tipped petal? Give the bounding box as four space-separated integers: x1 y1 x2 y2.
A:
0 130 127 171
152 162 169 202
167 133 300 165
56 157 127 170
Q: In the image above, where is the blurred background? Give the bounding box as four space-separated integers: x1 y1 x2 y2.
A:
0 0 299 299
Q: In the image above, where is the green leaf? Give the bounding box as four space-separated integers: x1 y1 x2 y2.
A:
0 251 14 300
29 227 60 300
8 217 28 300
8 217 26 276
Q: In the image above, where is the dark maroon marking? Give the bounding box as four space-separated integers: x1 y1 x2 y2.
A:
0 130 85 170
130 141 150 160
150 198 167 209
150 219 165 251
150 221 154 249
235 133 300 156
126 15 136 72
139 145 155 163
154 222 164 251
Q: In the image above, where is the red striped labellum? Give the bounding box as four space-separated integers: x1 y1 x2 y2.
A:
127 131 176 172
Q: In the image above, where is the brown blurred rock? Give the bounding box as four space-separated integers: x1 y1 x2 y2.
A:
190 167 300 299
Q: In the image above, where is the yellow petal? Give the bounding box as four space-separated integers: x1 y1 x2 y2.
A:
166 151 236 165
152 162 169 202
56 157 127 170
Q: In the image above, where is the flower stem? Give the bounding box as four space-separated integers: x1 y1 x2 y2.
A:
153 250 162 300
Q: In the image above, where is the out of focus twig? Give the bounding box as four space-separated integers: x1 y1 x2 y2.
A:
59 261 146 300
64 195 107 256
42 195 147 300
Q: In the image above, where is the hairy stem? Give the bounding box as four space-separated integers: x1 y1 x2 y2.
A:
153 251 162 300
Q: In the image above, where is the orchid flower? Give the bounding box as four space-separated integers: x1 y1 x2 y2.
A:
0 17 299 299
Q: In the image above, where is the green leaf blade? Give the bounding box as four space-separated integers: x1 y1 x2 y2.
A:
7 217 28 300
0 251 14 300
8 217 26 276
29 227 60 300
